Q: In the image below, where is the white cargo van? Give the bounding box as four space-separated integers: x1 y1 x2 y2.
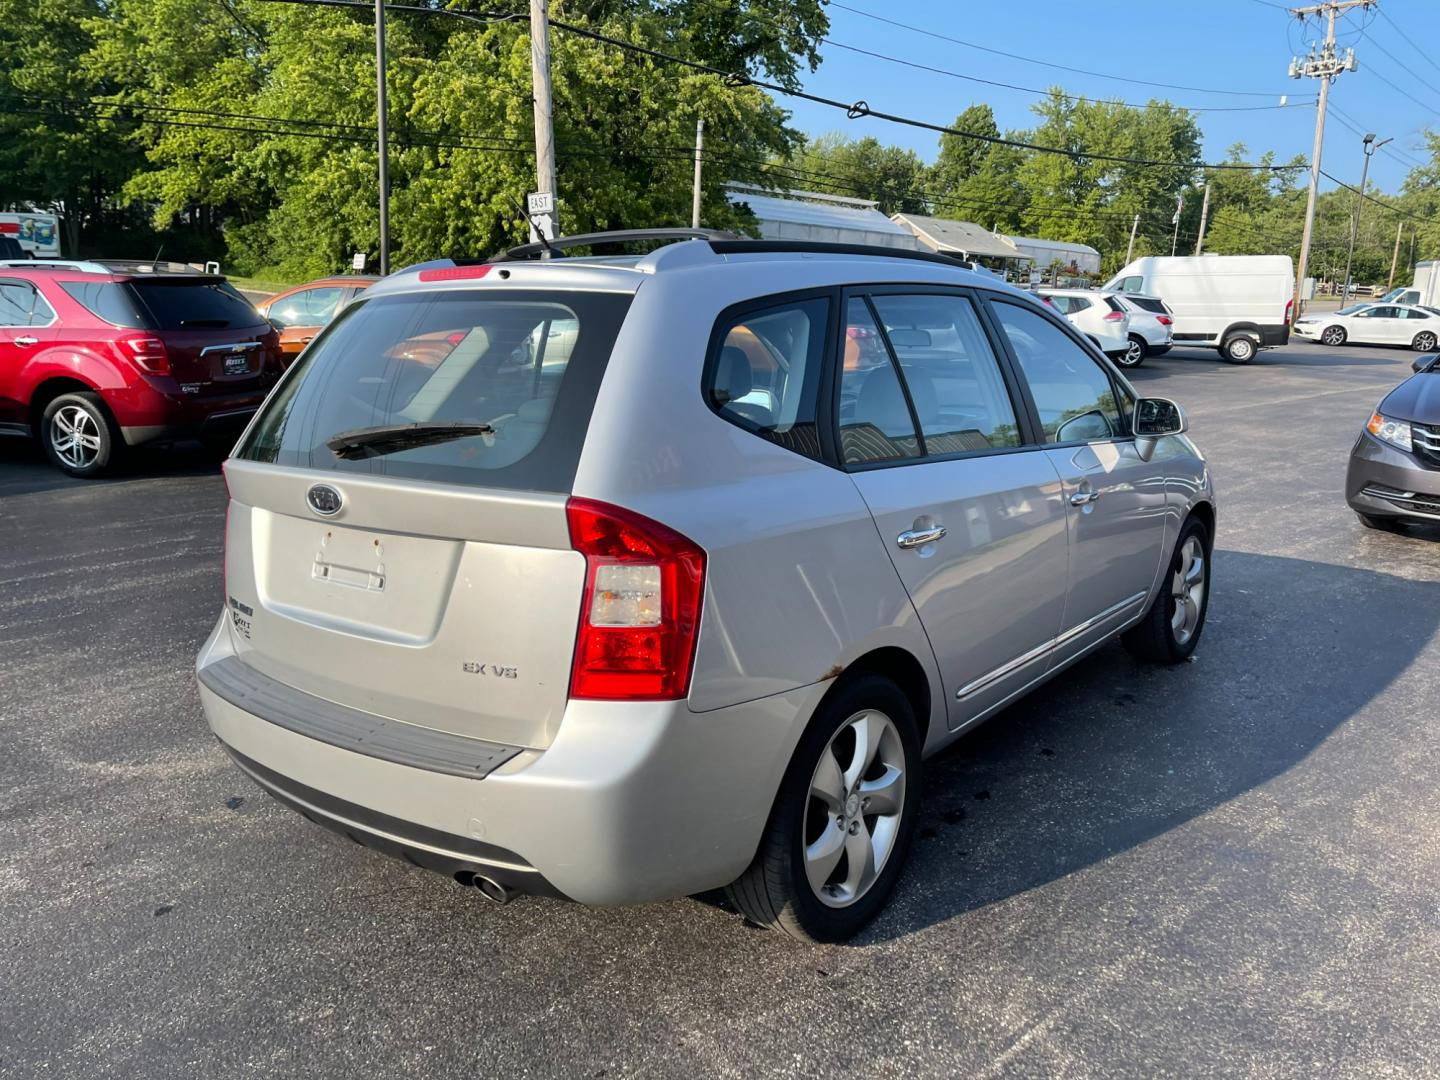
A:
1379 261 1438 308
1104 255 1293 363
0 212 61 258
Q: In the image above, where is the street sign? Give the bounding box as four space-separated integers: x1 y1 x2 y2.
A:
527 213 556 244
526 191 554 216
351 251 366 272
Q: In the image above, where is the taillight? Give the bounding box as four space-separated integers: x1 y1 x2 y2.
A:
417 264 492 282
1285 299 1294 324
117 333 170 375
567 497 706 701
1156 315 1173 326
1103 311 1125 322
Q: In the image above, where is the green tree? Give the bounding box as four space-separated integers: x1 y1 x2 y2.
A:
780 132 929 214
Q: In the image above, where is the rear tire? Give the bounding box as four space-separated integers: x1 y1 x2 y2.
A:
1357 512 1406 533
1221 334 1257 363
41 391 121 478
1118 335 1147 368
1122 516 1210 664
1411 330 1437 352
726 674 921 943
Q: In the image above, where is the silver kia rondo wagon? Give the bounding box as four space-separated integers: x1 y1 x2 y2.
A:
197 231 1214 941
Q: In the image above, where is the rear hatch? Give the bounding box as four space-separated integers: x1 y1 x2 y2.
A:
222 283 632 750
61 275 280 392
126 278 278 394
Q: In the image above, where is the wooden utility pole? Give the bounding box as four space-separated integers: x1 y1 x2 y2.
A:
691 119 705 229
1125 213 1139 265
375 0 389 274
530 0 557 242
1389 220 1404 289
1287 0 1373 321
1194 181 1211 255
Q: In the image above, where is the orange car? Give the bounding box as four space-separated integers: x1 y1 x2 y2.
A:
257 275 379 361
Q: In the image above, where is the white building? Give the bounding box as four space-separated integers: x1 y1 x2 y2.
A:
726 184 921 251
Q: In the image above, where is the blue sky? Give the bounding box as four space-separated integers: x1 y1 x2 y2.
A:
779 0 1440 195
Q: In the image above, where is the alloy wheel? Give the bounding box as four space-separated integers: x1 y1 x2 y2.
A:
49 405 101 470
1170 535 1206 646
1122 339 1145 366
1322 326 1345 346
803 709 906 908
1415 331 1436 352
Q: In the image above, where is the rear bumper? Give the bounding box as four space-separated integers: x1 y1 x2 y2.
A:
195 616 820 905
120 390 266 446
1346 432 1440 521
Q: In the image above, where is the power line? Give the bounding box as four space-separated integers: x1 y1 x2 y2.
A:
815 36 1316 114
1325 103 1428 170
257 0 1291 172
1374 6 1440 76
826 1 1291 98
1319 168 1440 227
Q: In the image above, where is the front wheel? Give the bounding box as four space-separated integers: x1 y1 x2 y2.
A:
1118 335 1147 368
1122 516 1210 664
1411 330 1437 352
41 391 121 478
1221 334 1257 363
1321 325 1347 347
726 674 921 943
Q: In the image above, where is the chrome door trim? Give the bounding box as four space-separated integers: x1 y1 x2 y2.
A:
955 590 1148 700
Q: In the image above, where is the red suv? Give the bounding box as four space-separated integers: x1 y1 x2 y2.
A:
0 260 282 476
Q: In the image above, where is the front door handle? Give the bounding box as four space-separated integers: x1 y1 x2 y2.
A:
897 525 946 549
13 336 38 346
1070 490 1101 507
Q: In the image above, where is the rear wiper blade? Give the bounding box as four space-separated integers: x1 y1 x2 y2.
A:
326 422 494 460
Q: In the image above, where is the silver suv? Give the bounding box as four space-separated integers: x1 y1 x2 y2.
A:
196 231 1215 942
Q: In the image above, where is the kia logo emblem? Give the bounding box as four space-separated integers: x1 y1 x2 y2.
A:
306 484 343 516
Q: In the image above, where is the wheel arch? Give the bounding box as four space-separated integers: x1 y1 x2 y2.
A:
27 376 104 433
1220 321 1262 345
831 645 934 751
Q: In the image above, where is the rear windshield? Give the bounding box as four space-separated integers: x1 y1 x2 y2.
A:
61 279 260 330
1126 296 1169 314
236 288 632 492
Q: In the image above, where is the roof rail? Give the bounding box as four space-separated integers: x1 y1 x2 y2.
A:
707 239 977 270
0 258 111 273
93 259 212 275
494 228 741 262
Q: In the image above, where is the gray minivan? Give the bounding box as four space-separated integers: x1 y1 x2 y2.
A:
197 232 1215 942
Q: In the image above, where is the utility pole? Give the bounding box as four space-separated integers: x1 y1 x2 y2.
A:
374 0 389 275
1170 193 1183 257
1342 132 1390 302
691 119 705 229
1125 213 1139 264
1287 0 1372 322
1194 181 1211 255
530 0 557 241
1388 219 1403 289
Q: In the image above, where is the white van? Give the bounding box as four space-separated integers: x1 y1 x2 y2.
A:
1104 255 1293 363
1380 261 1438 308
0 212 61 258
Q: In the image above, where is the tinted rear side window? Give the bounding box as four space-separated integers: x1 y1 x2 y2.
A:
237 289 632 492
128 280 260 329
59 281 149 327
1127 296 1168 314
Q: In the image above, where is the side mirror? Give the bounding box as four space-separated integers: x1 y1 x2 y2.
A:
1133 397 1186 462
1412 355 1435 374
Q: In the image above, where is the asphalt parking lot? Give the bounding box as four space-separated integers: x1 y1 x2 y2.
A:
3 339 1440 1079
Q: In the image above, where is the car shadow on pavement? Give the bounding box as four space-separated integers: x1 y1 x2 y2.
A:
0 437 222 498
850 549 1440 945
1145 346 1416 372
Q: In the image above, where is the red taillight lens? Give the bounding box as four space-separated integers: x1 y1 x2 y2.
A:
1285 299 1294 324
567 497 706 701
1103 311 1125 322
417 264 492 282
1156 315 1173 326
117 333 170 375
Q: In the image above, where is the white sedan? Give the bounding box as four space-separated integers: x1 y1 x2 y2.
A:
1294 302 1440 351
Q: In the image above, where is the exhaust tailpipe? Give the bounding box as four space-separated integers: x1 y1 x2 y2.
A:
472 875 515 905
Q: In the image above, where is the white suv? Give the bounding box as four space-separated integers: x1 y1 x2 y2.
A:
196 231 1215 942
1038 288 1131 360
1115 294 1176 368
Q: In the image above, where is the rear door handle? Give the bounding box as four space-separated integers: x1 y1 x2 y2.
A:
13 336 38 346
897 526 946 548
1070 490 1101 506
